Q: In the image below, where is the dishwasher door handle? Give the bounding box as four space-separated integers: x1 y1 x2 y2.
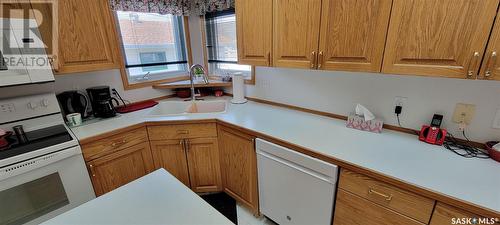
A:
257 150 335 184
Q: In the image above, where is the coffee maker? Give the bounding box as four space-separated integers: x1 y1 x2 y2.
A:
86 86 119 118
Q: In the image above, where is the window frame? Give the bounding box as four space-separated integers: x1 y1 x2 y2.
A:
114 14 193 90
200 13 255 85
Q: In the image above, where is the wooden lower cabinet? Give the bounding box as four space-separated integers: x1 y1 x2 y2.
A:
186 138 222 192
149 137 222 193
86 142 155 196
429 203 492 225
333 189 425 225
218 125 259 214
150 140 191 187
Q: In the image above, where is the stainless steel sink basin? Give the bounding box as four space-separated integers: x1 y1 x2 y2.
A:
148 100 227 116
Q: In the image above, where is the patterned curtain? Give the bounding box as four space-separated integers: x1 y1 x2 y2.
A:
108 0 234 16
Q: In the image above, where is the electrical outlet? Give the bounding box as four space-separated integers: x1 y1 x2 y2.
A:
493 109 500 129
452 103 476 125
394 96 408 112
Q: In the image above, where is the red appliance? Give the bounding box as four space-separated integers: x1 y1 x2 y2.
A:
419 114 447 145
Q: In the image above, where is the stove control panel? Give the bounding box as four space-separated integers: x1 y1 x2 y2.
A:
0 93 60 124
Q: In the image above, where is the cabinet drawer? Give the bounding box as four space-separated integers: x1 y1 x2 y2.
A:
339 169 435 224
82 127 148 161
147 123 217 140
333 189 424 225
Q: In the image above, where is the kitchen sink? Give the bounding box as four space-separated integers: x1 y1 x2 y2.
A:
148 100 227 116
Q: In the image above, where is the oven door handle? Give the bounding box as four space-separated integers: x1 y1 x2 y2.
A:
0 146 82 181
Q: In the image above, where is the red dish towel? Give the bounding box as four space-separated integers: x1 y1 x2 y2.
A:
115 100 158 114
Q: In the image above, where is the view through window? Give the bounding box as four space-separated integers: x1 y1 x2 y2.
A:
116 11 188 83
205 9 252 79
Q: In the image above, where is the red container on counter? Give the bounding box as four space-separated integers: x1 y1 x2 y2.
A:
486 141 500 163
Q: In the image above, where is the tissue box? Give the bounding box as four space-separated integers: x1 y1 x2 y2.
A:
346 114 384 133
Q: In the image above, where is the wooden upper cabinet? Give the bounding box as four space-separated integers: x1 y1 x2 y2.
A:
273 0 322 69
480 10 500 81
0 0 34 19
87 142 155 196
185 138 222 193
383 0 499 79
150 140 191 187
318 0 392 72
236 0 272 66
218 125 259 214
52 0 121 74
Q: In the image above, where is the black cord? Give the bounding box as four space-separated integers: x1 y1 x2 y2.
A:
443 131 490 159
396 114 402 127
111 89 130 107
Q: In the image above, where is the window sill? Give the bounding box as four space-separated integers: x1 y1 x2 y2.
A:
122 74 190 90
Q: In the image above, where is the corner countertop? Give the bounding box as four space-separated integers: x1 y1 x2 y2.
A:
42 169 234 225
70 97 500 215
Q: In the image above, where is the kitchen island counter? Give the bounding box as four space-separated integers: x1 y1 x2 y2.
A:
42 169 233 225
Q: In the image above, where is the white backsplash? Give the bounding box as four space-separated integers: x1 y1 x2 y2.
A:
225 67 500 143
54 69 173 103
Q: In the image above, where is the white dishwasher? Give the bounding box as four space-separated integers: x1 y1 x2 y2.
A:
256 139 338 225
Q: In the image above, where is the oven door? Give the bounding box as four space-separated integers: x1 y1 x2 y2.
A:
0 146 95 225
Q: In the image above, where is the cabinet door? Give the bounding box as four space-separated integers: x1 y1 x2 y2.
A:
150 140 191 187
0 0 33 19
54 0 120 74
429 203 480 225
185 138 222 193
318 0 392 72
87 142 154 196
218 126 259 214
333 189 425 225
479 10 500 81
273 0 322 69
236 0 272 66
383 0 499 79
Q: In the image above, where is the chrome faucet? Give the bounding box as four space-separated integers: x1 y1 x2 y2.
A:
189 64 209 101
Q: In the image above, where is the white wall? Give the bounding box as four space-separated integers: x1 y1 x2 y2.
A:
225 67 500 143
54 69 173 103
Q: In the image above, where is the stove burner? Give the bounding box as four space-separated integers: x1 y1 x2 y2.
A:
0 125 73 160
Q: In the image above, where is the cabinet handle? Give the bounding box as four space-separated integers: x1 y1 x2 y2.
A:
466 52 481 79
310 51 317 69
185 139 190 152
111 140 126 147
318 51 324 69
180 139 184 150
177 130 189 135
368 188 393 201
485 51 497 79
89 164 96 177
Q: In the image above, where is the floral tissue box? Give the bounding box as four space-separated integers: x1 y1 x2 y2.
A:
346 114 384 133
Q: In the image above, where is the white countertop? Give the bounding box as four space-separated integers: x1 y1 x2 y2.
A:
71 97 500 214
42 169 234 225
